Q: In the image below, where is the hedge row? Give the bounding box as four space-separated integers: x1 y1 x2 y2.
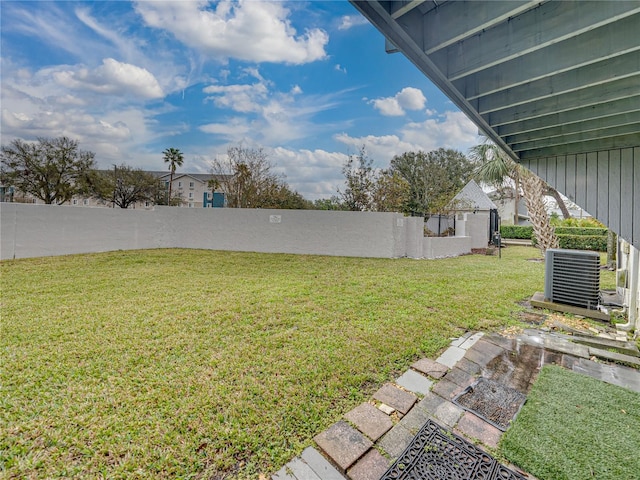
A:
500 225 533 239
501 224 607 251
554 227 608 236
557 234 607 251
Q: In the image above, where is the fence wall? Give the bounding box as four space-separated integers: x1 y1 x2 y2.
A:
423 236 473 259
456 212 491 249
0 204 416 260
0 204 490 260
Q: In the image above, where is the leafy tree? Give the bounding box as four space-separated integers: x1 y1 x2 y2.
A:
87 165 162 209
389 148 474 215
210 144 305 209
0 137 95 204
312 196 346 211
470 140 558 254
162 147 184 205
339 147 376 211
372 170 410 212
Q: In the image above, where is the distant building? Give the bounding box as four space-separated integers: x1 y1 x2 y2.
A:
487 187 529 226
154 172 226 209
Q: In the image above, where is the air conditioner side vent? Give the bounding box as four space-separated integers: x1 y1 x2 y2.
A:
544 249 600 310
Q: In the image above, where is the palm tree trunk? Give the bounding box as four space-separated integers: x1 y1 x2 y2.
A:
521 174 558 255
606 230 617 269
168 170 173 205
514 174 520 225
548 186 571 219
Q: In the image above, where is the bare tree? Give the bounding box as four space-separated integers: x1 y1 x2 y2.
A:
210 145 295 208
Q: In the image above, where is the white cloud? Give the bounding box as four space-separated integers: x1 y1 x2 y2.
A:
200 72 347 145
204 82 268 113
370 87 427 116
199 119 251 140
338 15 369 31
335 111 481 162
135 1 328 64
396 87 427 111
52 58 164 99
370 97 405 116
335 64 347 74
270 147 349 200
402 111 480 150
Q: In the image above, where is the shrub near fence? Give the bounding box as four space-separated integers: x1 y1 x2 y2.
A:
500 225 533 239
501 225 608 251
554 227 608 236
556 234 607 252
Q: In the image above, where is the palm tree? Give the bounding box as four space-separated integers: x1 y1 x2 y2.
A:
162 148 184 206
470 141 558 254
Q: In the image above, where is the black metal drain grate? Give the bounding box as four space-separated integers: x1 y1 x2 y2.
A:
453 378 526 431
381 420 526 480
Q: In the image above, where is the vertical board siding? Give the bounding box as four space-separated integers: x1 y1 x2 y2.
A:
546 156 557 187
520 147 637 248
575 153 588 208
620 148 634 241
608 149 622 236
565 154 577 202
585 152 599 217
556 155 567 195
597 151 609 225
634 147 640 248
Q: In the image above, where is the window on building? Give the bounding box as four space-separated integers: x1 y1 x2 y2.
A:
83 199 89 206
145 201 151 208
178 181 182 188
188 192 193 199
189 181 195 188
72 199 78 205
188 203 194 208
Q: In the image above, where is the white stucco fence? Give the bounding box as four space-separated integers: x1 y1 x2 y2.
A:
0 203 489 261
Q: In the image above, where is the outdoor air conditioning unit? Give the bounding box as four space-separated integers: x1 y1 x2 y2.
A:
544 249 600 310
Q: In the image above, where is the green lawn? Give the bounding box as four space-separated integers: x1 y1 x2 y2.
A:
0 246 589 478
500 365 640 480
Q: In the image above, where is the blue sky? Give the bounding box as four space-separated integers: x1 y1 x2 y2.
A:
1 0 481 200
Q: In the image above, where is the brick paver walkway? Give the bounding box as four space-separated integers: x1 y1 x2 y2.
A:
272 329 640 480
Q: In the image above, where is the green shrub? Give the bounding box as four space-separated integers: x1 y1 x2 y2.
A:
557 234 607 251
554 227 607 236
500 225 533 239
550 216 605 228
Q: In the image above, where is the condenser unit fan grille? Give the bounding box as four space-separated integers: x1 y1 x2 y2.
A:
544 249 600 310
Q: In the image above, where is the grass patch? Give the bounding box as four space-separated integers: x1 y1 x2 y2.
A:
500 365 640 480
0 246 585 477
